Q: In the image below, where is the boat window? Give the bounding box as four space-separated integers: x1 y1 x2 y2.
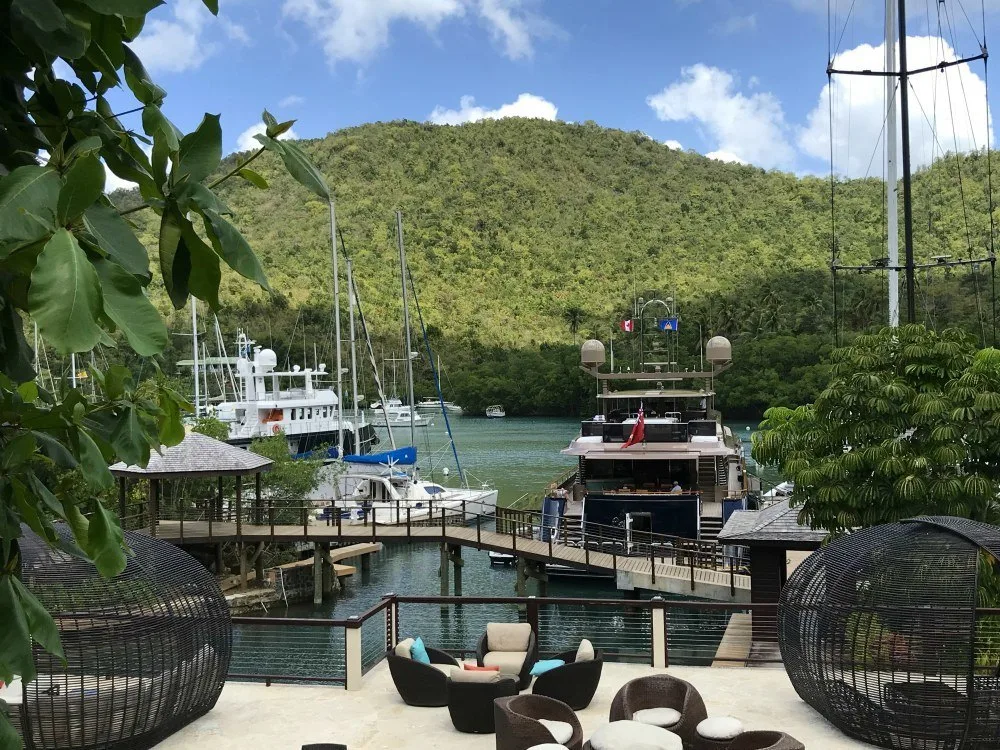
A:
307 408 312 419
298 408 304 419
290 409 296 421
425 485 445 495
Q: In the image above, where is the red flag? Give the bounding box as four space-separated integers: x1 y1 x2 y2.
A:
619 319 634 332
621 405 645 449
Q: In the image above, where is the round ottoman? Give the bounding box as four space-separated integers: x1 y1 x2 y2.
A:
693 716 744 750
586 720 682 750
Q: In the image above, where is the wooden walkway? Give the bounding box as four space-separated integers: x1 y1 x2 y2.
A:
146 520 750 602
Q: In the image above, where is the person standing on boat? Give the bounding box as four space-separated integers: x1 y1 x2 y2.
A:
669 481 683 494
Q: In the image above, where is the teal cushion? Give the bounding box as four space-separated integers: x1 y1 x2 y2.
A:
410 637 431 664
529 659 566 676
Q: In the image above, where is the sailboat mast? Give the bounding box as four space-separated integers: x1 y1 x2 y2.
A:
897 0 916 323
396 211 416 449
191 297 200 416
347 258 360 432
329 199 344 458
886 0 899 327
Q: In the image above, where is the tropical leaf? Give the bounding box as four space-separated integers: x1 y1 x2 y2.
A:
0 165 60 246
92 258 167 355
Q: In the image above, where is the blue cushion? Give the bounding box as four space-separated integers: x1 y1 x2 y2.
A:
410 637 431 664
529 659 566 676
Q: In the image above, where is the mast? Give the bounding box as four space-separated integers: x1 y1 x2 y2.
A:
71 352 76 389
885 0 899 327
347 258 360 436
201 340 209 412
329 199 344 459
396 211 416 449
191 297 200 416
897 0 916 323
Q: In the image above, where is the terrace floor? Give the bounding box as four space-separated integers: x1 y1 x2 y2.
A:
157 662 878 749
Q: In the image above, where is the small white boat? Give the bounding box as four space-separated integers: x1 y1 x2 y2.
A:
485 405 505 419
417 397 463 415
374 406 429 427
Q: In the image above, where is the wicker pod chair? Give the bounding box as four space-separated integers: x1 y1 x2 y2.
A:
386 645 459 707
494 694 584 750
532 648 604 710
609 674 708 745
725 731 805 750
446 674 518 733
477 623 539 691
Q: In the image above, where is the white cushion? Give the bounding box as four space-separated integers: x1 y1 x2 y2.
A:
449 669 502 684
487 622 532 651
526 745 569 750
590 721 682 750
483 651 527 675
697 717 744 740
430 663 453 675
538 719 574 745
394 638 414 658
576 638 595 662
633 707 682 727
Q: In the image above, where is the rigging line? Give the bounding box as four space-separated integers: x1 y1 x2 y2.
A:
864 82 897 179
828 61 839 346
951 0 985 48
985 59 996 259
831 0 861 59
938 31 976 256
943 0 981 152
971 262 986 346
282 306 303 371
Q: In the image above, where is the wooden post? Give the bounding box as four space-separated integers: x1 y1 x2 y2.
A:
407 507 412 540
235 478 242 541
690 553 696 591
449 544 463 597
239 543 248 591
515 557 527 597
254 541 264 584
255 472 262 525
302 505 308 539
179 487 185 543
536 563 548 597
650 543 656 584
149 478 159 537
476 512 481 547
313 542 323 604
345 619 362 691
322 543 333 596
117 477 127 522
216 476 223 521
526 595 539 635
651 596 667 668
361 551 371 573
269 495 275 539
215 543 224 574
439 543 450 597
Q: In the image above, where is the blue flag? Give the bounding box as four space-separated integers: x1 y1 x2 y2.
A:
658 318 679 331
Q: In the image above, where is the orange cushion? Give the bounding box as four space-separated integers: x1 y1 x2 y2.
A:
463 664 500 672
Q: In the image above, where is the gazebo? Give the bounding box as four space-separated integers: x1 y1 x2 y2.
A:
110 431 273 586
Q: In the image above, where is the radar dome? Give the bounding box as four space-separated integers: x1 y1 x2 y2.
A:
581 339 606 367
705 336 732 364
256 348 278 373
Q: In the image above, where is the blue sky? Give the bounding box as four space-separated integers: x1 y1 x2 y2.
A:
104 0 998 186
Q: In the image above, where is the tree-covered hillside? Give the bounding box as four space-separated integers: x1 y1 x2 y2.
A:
112 118 996 415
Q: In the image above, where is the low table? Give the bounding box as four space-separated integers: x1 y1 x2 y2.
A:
585 720 682 750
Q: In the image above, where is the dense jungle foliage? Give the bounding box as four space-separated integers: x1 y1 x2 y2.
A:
98 119 999 416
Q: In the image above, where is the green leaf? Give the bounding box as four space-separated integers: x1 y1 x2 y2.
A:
0 165 61 245
158 391 185 445
57 153 105 223
11 576 64 662
122 14 145 40
262 110 278 129
122 46 165 105
182 221 221 309
178 113 222 183
13 0 67 32
158 208 190 308
80 0 164 15
142 104 181 152
32 432 77 469
77 427 113 490
0 712 21 750
0 301 35 384
1 434 36 470
27 230 105 354
202 209 270 290
268 119 296 139
273 140 330 200
201 0 219 13
92 259 168 356
82 204 151 280
86 502 128 577
110 406 147 466
65 135 104 162
237 168 268 189
0 576 36 683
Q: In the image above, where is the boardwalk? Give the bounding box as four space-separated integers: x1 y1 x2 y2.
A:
146 519 750 602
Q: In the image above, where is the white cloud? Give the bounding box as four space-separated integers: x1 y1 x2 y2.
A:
706 150 748 165
103 145 153 195
281 0 558 65
715 14 756 35
664 140 683 150
647 64 796 170
280 94 306 107
235 122 299 153
130 0 248 73
427 93 557 125
799 36 993 176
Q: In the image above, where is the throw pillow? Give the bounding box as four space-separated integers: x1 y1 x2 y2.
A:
393 638 415 659
576 638 595 662
529 659 566 676
450 669 504 684
538 719 574 744
590 721 682 750
696 717 744 740
487 622 532 651
410 637 431 665
633 707 682 727
463 664 500 672
526 745 569 750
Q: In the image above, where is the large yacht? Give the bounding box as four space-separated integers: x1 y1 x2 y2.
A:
560 335 750 542
213 333 378 457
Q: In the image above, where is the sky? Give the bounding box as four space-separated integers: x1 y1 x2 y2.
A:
102 0 999 189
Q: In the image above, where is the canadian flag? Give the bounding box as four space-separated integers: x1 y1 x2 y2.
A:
619 319 634 333
621 405 646 449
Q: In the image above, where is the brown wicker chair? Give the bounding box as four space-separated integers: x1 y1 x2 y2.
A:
477 625 538 691
446 675 518 733
494 694 583 750
726 731 805 750
386 647 459 707
531 648 604 710
609 674 707 745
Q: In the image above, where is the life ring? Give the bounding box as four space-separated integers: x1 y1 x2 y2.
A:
272 424 281 434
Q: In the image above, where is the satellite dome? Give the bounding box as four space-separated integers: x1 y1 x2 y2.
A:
256 348 278 373
705 336 732 364
581 339 606 367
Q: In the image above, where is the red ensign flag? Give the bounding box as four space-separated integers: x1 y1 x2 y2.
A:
619 319 634 332
621 405 645 449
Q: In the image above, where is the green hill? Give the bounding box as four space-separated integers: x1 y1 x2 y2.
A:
117 119 997 416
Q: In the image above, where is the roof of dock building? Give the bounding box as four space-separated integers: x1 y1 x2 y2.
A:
719 499 827 549
110 430 273 478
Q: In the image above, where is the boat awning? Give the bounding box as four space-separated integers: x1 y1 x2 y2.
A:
344 446 417 465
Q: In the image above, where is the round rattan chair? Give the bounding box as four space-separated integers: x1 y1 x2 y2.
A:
531 648 604 710
608 674 708 745
494 694 583 750
16 524 231 750
779 515 1000 750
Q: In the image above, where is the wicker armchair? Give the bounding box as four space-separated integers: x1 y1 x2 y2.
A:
726 731 805 750
476 625 538 690
386 647 459 707
494 694 583 750
446 675 518 733
609 674 707 745
531 648 604 710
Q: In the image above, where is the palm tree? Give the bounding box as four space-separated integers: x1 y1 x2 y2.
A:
563 306 587 343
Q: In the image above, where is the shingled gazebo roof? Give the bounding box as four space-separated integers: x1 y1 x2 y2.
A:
109 431 273 479
718 498 827 550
